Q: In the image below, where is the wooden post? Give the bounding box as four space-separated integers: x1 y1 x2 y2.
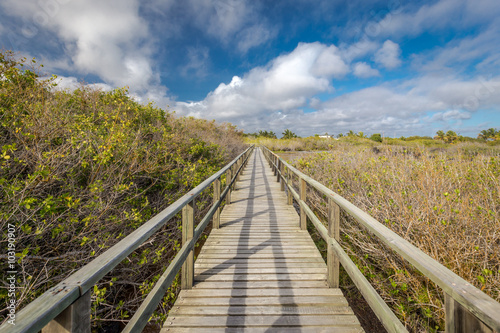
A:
181 200 194 289
299 177 307 230
286 168 293 205
236 159 241 181
280 163 285 191
327 198 340 288
276 160 281 183
445 293 494 333
213 178 221 229
42 290 91 333
226 168 232 204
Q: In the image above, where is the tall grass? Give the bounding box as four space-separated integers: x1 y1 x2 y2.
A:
281 141 499 332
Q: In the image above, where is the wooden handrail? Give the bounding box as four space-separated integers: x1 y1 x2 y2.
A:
261 145 500 333
1 145 254 333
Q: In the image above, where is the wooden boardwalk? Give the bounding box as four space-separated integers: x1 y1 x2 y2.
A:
161 148 363 332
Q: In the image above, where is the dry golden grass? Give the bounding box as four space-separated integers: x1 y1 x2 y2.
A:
281 141 499 332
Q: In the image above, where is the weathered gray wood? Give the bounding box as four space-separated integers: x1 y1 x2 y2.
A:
176 295 348 306
445 293 494 333
168 305 354 316
163 315 360 327
42 290 90 333
287 168 293 205
181 200 194 289
300 177 307 230
123 237 195 333
328 198 340 288
213 177 221 229
191 280 330 289
161 327 364 333
329 238 408 333
163 148 363 333
226 168 232 204
195 273 327 282
178 288 343 297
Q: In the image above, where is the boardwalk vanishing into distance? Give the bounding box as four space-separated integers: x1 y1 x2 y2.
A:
161 148 364 332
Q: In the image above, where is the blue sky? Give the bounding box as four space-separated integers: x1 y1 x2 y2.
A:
1 0 499 137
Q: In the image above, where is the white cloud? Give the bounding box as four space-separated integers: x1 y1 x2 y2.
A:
186 0 274 52
174 42 350 122
311 45 349 78
374 40 401 69
0 0 171 103
237 23 276 53
353 62 380 78
340 39 379 63
375 0 500 39
412 19 500 74
181 47 210 78
429 110 471 122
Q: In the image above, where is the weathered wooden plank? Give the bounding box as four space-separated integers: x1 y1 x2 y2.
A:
195 257 325 264
178 288 343 298
192 280 329 289
175 296 348 306
196 253 323 260
163 315 360 327
161 327 364 333
195 268 327 275
195 273 326 282
42 290 90 333
168 305 354 316
195 263 326 269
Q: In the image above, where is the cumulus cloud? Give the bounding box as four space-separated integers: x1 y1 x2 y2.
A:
412 19 500 74
374 40 402 69
353 62 380 78
237 23 277 53
0 0 160 93
429 110 471 122
181 47 210 78
186 0 274 52
175 42 350 123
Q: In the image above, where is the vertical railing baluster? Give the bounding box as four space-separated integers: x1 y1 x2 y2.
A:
213 177 221 229
299 177 307 230
280 162 285 191
181 200 194 289
227 167 232 204
445 293 493 333
42 290 91 333
327 198 340 288
286 168 293 205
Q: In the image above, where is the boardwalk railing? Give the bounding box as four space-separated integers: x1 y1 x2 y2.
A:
1 146 254 333
262 146 500 333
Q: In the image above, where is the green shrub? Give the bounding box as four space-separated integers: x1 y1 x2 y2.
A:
0 51 246 329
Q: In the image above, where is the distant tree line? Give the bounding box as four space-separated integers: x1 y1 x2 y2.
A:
246 127 499 143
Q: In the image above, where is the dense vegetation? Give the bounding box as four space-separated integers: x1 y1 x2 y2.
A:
266 137 499 332
0 51 246 330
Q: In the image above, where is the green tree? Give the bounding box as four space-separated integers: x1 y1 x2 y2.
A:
281 129 298 139
434 130 445 140
478 128 499 141
370 133 383 142
444 130 458 143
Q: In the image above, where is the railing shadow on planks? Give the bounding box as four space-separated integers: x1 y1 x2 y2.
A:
0 146 254 333
261 145 500 333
